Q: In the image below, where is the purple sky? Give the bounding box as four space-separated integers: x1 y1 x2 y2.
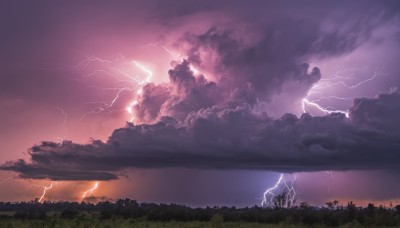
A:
1 0 400 206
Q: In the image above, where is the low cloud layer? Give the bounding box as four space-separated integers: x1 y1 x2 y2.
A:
2 87 400 180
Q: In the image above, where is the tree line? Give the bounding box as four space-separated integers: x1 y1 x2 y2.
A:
0 198 399 226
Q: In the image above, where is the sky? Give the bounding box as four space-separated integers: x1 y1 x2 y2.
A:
1 0 400 207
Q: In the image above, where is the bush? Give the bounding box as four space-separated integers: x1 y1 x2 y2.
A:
60 209 78 219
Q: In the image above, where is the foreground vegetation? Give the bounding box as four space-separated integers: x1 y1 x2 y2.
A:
0 219 311 228
0 199 400 227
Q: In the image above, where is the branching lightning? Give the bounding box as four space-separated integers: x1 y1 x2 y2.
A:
302 66 387 117
294 66 388 203
81 181 99 201
73 55 154 123
301 98 350 117
39 182 56 203
23 54 151 202
261 174 283 207
74 54 125 70
27 54 155 202
132 61 153 85
125 61 153 122
261 174 297 208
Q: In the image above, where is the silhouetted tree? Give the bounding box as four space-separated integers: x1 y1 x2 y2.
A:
346 201 357 222
1 199 400 226
273 192 287 209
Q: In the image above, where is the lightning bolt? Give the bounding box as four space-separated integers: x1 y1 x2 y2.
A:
73 55 154 123
74 56 131 119
79 86 135 121
55 107 68 141
298 66 387 205
283 175 297 208
81 181 99 201
301 98 350 117
74 54 125 70
124 60 153 122
261 174 297 208
163 46 183 60
302 65 387 117
163 46 201 76
39 182 55 203
22 52 157 202
132 60 152 85
262 174 284 208
32 55 153 201
326 171 334 194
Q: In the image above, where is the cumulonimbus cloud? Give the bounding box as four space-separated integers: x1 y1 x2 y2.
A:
2 88 400 180
2 1 400 180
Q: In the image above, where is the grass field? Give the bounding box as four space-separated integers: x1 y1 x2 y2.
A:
1 201 400 227
0 219 395 228
0 219 298 228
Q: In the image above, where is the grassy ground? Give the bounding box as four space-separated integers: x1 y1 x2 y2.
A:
0 212 398 228
0 219 300 228
0 219 398 228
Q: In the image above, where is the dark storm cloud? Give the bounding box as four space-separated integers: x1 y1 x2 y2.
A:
152 0 398 120
132 60 221 123
132 20 334 124
1 160 118 181
1 0 400 181
3 89 400 180
132 52 320 124
179 25 327 101
0 0 397 105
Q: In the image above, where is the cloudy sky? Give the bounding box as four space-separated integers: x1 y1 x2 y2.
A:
1 0 400 207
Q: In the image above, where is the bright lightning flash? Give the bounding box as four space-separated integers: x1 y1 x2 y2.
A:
48 55 155 201
73 55 154 123
31 49 195 202
81 181 99 201
39 182 56 203
302 66 386 117
124 61 153 122
163 46 202 76
301 98 349 117
261 174 297 208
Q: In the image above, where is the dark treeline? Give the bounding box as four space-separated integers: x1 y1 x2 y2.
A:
1 199 400 226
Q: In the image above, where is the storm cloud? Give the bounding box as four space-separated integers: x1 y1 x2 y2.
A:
2 89 400 180
1 0 400 182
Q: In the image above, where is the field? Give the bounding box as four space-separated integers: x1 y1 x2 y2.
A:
0 219 389 228
1 200 400 227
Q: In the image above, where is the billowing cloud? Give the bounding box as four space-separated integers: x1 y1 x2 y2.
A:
2 89 400 180
1 0 400 184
